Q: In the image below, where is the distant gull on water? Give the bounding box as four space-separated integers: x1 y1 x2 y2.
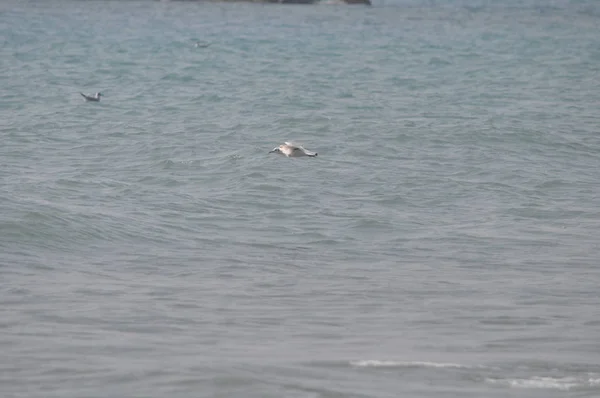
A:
269 142 318 157
80 92 102 102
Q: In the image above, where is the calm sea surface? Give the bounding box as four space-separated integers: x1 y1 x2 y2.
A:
1 0 600 396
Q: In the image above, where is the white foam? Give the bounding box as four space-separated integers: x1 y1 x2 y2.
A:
350 360 469 369
589 377 600 386
486 376 595 390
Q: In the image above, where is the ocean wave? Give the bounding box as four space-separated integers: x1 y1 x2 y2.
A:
350 360 472 369
486 375 600 390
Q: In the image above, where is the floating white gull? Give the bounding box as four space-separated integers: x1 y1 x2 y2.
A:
269 142 317 158
80 92 102 102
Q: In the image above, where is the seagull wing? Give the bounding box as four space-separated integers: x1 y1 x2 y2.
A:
284 141 303 148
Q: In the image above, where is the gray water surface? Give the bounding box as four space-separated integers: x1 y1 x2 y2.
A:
1 0 600 396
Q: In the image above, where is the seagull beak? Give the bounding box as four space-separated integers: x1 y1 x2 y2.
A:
269 148 279 154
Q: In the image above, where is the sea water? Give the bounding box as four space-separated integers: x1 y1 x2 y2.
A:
1 0 600 396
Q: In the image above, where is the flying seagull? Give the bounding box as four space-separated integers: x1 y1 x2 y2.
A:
80 92 102 102
269 142 317 157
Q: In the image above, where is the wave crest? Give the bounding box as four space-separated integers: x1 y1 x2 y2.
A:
350 360 470 369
